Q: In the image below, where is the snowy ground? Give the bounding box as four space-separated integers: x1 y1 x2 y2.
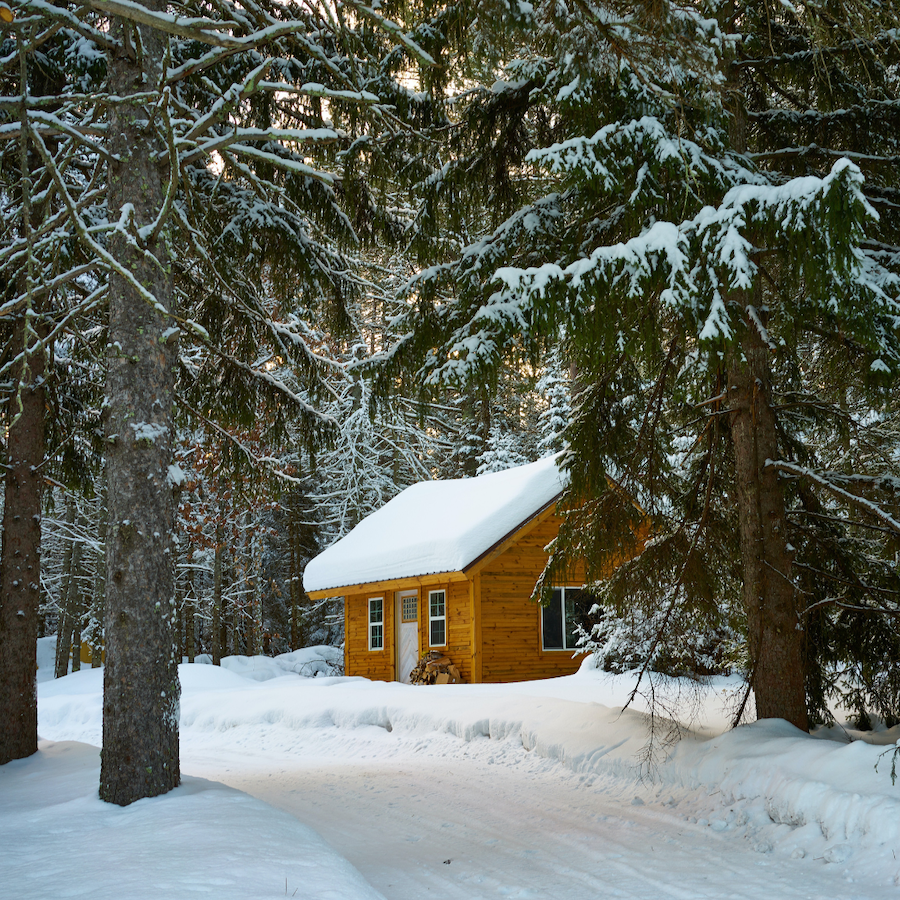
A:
6 640 900 899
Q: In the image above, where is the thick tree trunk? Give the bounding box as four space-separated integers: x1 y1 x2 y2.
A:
99 6 180 804
728 318 808 731
0 320 46 765
720 21 807 731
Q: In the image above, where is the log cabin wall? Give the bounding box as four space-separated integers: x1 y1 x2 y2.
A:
344 578 475 682
344 589 396 681
428 579 474 683
478 512 586 683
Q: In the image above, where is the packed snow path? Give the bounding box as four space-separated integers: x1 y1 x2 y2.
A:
32 653 900 900
184 725 894 900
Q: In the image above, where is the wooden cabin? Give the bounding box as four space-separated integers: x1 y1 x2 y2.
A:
304 456 599 684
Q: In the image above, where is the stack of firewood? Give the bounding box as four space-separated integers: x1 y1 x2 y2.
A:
410 650 463 685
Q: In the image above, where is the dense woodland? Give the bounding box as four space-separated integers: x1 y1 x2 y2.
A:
1 0 900 804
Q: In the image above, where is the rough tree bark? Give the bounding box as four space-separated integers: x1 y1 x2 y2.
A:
0 319 46 765
722 18 807 731
728 313 808 731
99 3 181 804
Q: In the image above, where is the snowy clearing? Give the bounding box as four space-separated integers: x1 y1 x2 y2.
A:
8 643 900 899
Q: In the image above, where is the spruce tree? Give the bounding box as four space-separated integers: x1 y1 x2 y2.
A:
376 0 900 729
2 0 437 792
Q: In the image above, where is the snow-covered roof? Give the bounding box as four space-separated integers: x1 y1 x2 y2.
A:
303 455 567 593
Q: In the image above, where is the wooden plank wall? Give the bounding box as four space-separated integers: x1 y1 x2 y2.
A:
345 580 475 682
442 580 474 683
344 590 395 681
479 512 587 683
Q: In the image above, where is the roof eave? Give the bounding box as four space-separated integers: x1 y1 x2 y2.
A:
305 569 469 600
461 490 563 578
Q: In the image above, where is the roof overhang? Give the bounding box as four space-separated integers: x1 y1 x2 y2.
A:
306 569 469 600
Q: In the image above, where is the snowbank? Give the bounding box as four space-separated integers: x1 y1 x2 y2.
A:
20 653 900 897
0 741 383 900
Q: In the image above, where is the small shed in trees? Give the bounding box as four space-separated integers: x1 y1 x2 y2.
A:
304 456 605 684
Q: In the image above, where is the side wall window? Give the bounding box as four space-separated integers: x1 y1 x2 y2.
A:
541 587 588 650
428 590 446 647
368 597 384 650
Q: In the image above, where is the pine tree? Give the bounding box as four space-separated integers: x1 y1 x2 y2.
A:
2 0 438 790
375 0 900 729
0 12 105 764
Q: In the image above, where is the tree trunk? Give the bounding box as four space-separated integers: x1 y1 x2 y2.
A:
91 477 108 668
69 524 87 674
0 318 46 765
54 498 78 679
289 517 299 650
184 549 195 663
728 318 808 730
100 6 180 804
720 20 807 732
212 519 224 665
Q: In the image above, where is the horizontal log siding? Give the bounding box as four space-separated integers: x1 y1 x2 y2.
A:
479 513 586 683
446 580 474 683
414 579 474 683
344 590 395 681
346 579 475 683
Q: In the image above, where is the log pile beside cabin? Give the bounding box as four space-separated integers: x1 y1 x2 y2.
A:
410 650 463 685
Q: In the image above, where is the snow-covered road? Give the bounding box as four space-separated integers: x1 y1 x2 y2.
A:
27 650 900 900
184 723 893 900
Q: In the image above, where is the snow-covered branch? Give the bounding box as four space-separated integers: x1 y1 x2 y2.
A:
767 460 900 535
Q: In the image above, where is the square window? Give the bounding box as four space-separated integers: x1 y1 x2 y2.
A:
541 587 587 651
402 594 418 622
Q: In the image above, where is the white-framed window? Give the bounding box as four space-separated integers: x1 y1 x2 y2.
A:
368 597 384 650
541 587 588 651
428 589 446 647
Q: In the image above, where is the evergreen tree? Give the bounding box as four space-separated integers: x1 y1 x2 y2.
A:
1 0 436 794
375 0 900 729
0 10 106 764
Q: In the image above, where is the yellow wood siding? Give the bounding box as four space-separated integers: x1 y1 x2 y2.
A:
444 579 474 683
479 512 587 683
339 505 639 684
344 579 475 682
344 591 395 681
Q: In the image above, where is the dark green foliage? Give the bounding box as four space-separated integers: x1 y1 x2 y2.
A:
372 0 900 724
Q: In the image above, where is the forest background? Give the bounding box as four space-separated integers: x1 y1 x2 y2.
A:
2 0 900 805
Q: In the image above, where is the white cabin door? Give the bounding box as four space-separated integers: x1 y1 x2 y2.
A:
396 591 419 683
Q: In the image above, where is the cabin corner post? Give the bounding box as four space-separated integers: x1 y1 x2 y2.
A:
343 595 349 677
